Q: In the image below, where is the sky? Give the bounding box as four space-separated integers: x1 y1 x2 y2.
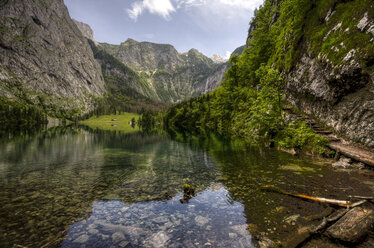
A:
64 0 264 59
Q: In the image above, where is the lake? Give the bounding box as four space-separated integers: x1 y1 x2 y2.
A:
1 126 374 247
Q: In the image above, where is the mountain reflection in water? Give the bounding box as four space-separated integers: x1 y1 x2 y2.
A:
1 127 374 247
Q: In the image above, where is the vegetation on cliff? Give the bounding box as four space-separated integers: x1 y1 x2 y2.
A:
163 0 353 154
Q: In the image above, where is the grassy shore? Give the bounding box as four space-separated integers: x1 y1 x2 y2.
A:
80 113 140 133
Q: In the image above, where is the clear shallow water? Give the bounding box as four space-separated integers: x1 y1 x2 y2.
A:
1 127 374 247
62 188 252 248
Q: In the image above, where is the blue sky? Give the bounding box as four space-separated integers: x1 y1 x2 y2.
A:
64 0 264 58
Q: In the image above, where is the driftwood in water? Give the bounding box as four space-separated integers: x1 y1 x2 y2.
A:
283 206 372 248
309 208 350 234
349 195 374 200
326 208 349 222
311 218 328 233
326 206 374 243
260 185 367 208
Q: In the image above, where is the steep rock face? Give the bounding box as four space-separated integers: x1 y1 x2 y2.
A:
99 39 226 103
202 63 229 94
247 0 374 147
0 0 105 116
73 19 98 45
285 2 374 147
287 52 374 147
101 39 184 72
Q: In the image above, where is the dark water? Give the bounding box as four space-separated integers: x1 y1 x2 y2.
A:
1 127 374 247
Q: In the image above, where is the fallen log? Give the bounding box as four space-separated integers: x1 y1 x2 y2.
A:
326 209 349 222
329 142 374 167
326 206 374 243
311 208 350 233
260 185 366 208
311 217 328 233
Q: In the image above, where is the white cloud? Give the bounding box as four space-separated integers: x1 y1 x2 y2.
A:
218 0 264 9
224 51 232 60
127 2 144 21
175 0 263 10
127 0 263 21
173 0 264 32
127 0 175 21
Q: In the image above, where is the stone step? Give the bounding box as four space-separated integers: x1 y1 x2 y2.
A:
282 105 293 111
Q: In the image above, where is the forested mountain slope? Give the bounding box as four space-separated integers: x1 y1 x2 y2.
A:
88 40 169 114
99 40 228 103
166 0 374 150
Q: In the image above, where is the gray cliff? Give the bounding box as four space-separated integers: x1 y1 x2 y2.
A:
285 10 374 148
0 0 105 116
73 19 98 45
241 0 374 148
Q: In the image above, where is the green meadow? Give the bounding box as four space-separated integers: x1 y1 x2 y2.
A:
81 113 140 133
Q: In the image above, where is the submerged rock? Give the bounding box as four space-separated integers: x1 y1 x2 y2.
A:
73 234 89 243
88 228 99 235
284 214 300 225
195 216 210 227
332 156 352 169
229 232 237 239
326 206 374 243
332 156 365 169
180 184 195 203
231 224 250 236
96 221 147 239
255 236 276 248
119 241 130 247
112 232 125 243
144 231 170 248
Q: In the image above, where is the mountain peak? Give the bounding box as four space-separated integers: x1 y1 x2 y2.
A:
73 19 98 45
125 38 139 44
211 54 227 63
188 48 201 54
